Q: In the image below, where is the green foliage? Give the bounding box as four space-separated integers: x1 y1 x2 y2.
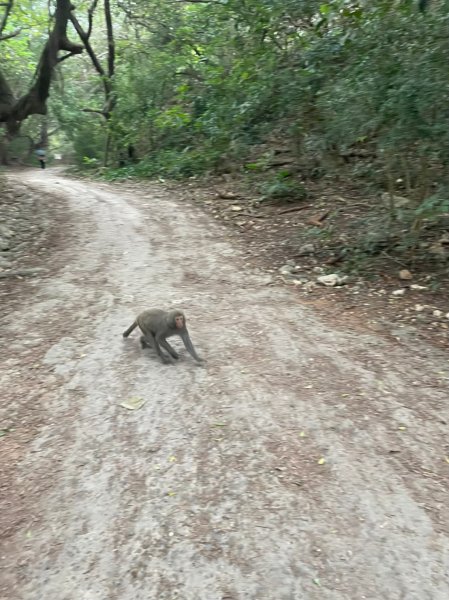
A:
104 146 224 180
3 0 448 220
412 194 449 225
260 176 308 202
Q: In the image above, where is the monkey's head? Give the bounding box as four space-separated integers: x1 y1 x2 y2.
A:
169 310 186 330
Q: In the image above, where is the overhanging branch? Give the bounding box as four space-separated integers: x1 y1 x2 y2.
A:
0 0 83 136
0 26 20 41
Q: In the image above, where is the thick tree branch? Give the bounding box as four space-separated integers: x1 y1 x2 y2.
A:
70 0 116 120
57 51 77 63
69 13 106 80
0 0 83 136
82 107 107 116
104 0 115 79
0 68 15 115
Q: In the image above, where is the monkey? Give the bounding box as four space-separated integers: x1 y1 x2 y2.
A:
123 308 204 365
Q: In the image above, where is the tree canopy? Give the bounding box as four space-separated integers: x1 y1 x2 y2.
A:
2 0 449 207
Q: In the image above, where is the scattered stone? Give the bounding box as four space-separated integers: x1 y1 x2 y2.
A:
446 313 449 320
391 289 406 296
317 273 348 287
399 269 413 280
433 310 443 318
218 191 239 200
303 281 316 292
230 205 243 211
428 242 447 258
381 192 410 208
279 264 294 275
410 284 427 291
296 243 315 256
415 304 426 312
391 325 418 339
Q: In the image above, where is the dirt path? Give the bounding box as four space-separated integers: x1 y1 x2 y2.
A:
1 170 449 600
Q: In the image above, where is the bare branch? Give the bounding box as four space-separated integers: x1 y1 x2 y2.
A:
175 0 222 3
69 13 106 78
70 0 116 120
87 0 99 39
0 26 20 41
82 107 108 116
57 51 76 62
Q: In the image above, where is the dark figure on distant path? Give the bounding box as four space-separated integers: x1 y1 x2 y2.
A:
36 148 46 169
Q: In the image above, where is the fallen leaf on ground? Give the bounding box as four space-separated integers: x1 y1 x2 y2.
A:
119 397 147 410
318 457 326 465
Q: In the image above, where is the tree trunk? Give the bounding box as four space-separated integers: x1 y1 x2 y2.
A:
0 0 83 138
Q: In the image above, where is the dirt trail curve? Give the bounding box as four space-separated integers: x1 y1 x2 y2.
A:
1 170 449 600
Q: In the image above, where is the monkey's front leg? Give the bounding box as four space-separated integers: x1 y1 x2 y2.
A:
154 336 176 364
181 332 204 363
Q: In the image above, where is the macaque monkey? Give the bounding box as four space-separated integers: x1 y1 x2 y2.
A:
123 308 204 365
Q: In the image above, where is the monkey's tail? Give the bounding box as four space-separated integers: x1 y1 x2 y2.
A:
123 321 137 338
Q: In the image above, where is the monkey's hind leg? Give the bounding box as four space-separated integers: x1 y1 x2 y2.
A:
153 336 176 364
140 334 155 349
160 339 179 360
123 320 137 338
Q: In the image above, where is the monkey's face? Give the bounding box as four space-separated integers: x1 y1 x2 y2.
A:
175 315 184 329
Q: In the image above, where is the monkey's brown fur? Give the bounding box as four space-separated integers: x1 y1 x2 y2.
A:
123 308 203 365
